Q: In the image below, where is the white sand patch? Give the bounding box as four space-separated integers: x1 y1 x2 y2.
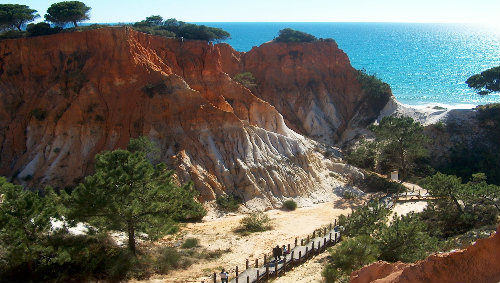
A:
391 201 428 218
378 97 476 126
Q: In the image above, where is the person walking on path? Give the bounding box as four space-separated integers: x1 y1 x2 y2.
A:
273 245 283 261
220 269 228 283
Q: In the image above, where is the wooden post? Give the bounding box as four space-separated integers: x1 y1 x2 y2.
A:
283 254 286 274
288 243 290 253
313 230 316 238
274 258 278 277
291 251 295 266
299 251 302 263
307 235 309 243
301 239 304 245
255 258 258 268
264 254 267 265
305 247 308 259
335 233 337 242
334 219 337 226
329 223 332 230
213 272 216 283
312 241 315 255
266 263 269 280
324 227 327 235
295 238 298 247
246 259 249 270
329 232 332 243
324 238 327 251
257 270 260 283
247 276 249 283
236 266 239 283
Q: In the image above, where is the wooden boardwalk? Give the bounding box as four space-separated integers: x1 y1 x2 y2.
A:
218 227 342 283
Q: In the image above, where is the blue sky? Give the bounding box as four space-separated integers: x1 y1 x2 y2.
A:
14 0 500 24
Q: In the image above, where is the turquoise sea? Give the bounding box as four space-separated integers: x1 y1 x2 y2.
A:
197 23 500 108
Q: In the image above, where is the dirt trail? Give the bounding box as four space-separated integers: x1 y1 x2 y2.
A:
132 197 365 283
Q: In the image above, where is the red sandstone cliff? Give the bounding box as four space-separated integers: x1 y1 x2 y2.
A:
350 225 500 283
0 27 377 206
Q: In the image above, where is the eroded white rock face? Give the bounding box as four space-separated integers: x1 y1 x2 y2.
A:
173 121 362 210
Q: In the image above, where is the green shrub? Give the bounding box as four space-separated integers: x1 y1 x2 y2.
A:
132 17 229 41
338 200 390 237
30 108 47 121
282 199 297 211
181 238 199 249
26 22 61 36
356 69 390 100
323 235 380 283
237 212 272 233
216 195 241 212
345 139 377 170
363 174 406 194
375 213 439 262
233 72 257 88
154 247 181 274
274 28 317 43
0 30 27 39
342 191 357 200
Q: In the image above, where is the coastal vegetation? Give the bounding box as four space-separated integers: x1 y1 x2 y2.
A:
45 1 91 27
133 16 230 41
282 199 298 210
347 115 430 181
0 137 207 282
466 66 500 95
0 4 39 31
236 212 273 234
0 4 230 42
274 28 317 43
233 72 257 89
216 194 242 212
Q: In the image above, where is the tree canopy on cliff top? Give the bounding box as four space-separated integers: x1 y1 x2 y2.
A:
45 1 91 27
274 28 317 43
0 4 39 31
133 16 230 41
466 66 500 95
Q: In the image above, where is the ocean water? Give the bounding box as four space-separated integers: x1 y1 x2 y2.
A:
197 22 500 108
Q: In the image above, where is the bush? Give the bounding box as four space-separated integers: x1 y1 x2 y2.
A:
154 247 181 274
233 72 257 89
0 233 136 282
216 195 241 212
363 173 406 194
338 200 390 237
342 191 357 200
132 17 230 41
26 22 61 36
346 139 377 170
375 213 439 262
181 238 199 249
237 212 272 233
356 69 391 100
274 28 317 43
282 199 297 210
323 235 380 283
0 30 27 39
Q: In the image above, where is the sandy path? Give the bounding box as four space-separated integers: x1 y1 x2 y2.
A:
132 197 365 283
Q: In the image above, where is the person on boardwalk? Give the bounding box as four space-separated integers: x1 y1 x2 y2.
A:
282 245 288 256
220 269 228 283
273 245 282 261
